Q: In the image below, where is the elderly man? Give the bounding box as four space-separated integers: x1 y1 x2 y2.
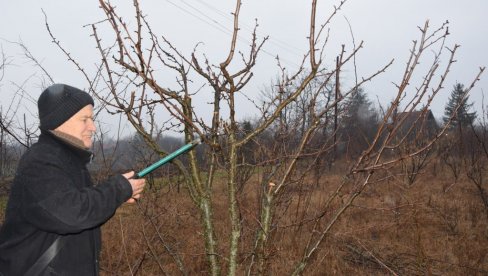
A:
0 84 145 276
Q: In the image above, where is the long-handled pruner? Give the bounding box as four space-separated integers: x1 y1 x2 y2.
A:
135 138 201 178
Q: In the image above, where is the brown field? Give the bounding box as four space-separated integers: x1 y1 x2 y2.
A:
96 159 488 275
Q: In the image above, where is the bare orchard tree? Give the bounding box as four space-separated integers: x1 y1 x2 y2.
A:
0 48 38 177
250 19 484 274
43 0 484 274
465 105 488 218
0 86 37 151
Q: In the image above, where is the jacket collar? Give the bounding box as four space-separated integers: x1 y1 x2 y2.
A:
39 129 93 164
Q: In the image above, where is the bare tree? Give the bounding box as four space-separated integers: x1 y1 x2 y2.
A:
0 47 38 177
465 103 488 218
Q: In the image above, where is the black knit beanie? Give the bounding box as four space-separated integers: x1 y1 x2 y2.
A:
38 83 94 131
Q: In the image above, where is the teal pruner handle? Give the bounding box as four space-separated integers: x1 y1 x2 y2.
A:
136 138 201 178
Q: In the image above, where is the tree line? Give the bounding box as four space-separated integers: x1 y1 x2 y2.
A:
0 81 481 180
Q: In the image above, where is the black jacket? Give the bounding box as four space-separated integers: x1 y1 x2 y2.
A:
0 132 133 275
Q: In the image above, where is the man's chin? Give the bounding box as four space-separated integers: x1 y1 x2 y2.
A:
83 139 93 149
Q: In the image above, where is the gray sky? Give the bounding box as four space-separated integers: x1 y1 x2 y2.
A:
1 0 487 136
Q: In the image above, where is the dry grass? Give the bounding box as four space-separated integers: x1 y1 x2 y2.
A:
97 159 488 275
0 177 12 222
0 162 486 275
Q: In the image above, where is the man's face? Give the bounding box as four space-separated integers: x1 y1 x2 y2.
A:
55 105 96 148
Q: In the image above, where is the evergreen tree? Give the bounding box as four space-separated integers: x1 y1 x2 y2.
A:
443 83 477 127
342 88 376 128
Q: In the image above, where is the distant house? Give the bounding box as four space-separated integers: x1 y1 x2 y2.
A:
391 109 438 141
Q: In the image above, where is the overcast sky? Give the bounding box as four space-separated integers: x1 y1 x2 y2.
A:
1 0 487 135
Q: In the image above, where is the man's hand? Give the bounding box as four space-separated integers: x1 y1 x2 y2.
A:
122 171 146 204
